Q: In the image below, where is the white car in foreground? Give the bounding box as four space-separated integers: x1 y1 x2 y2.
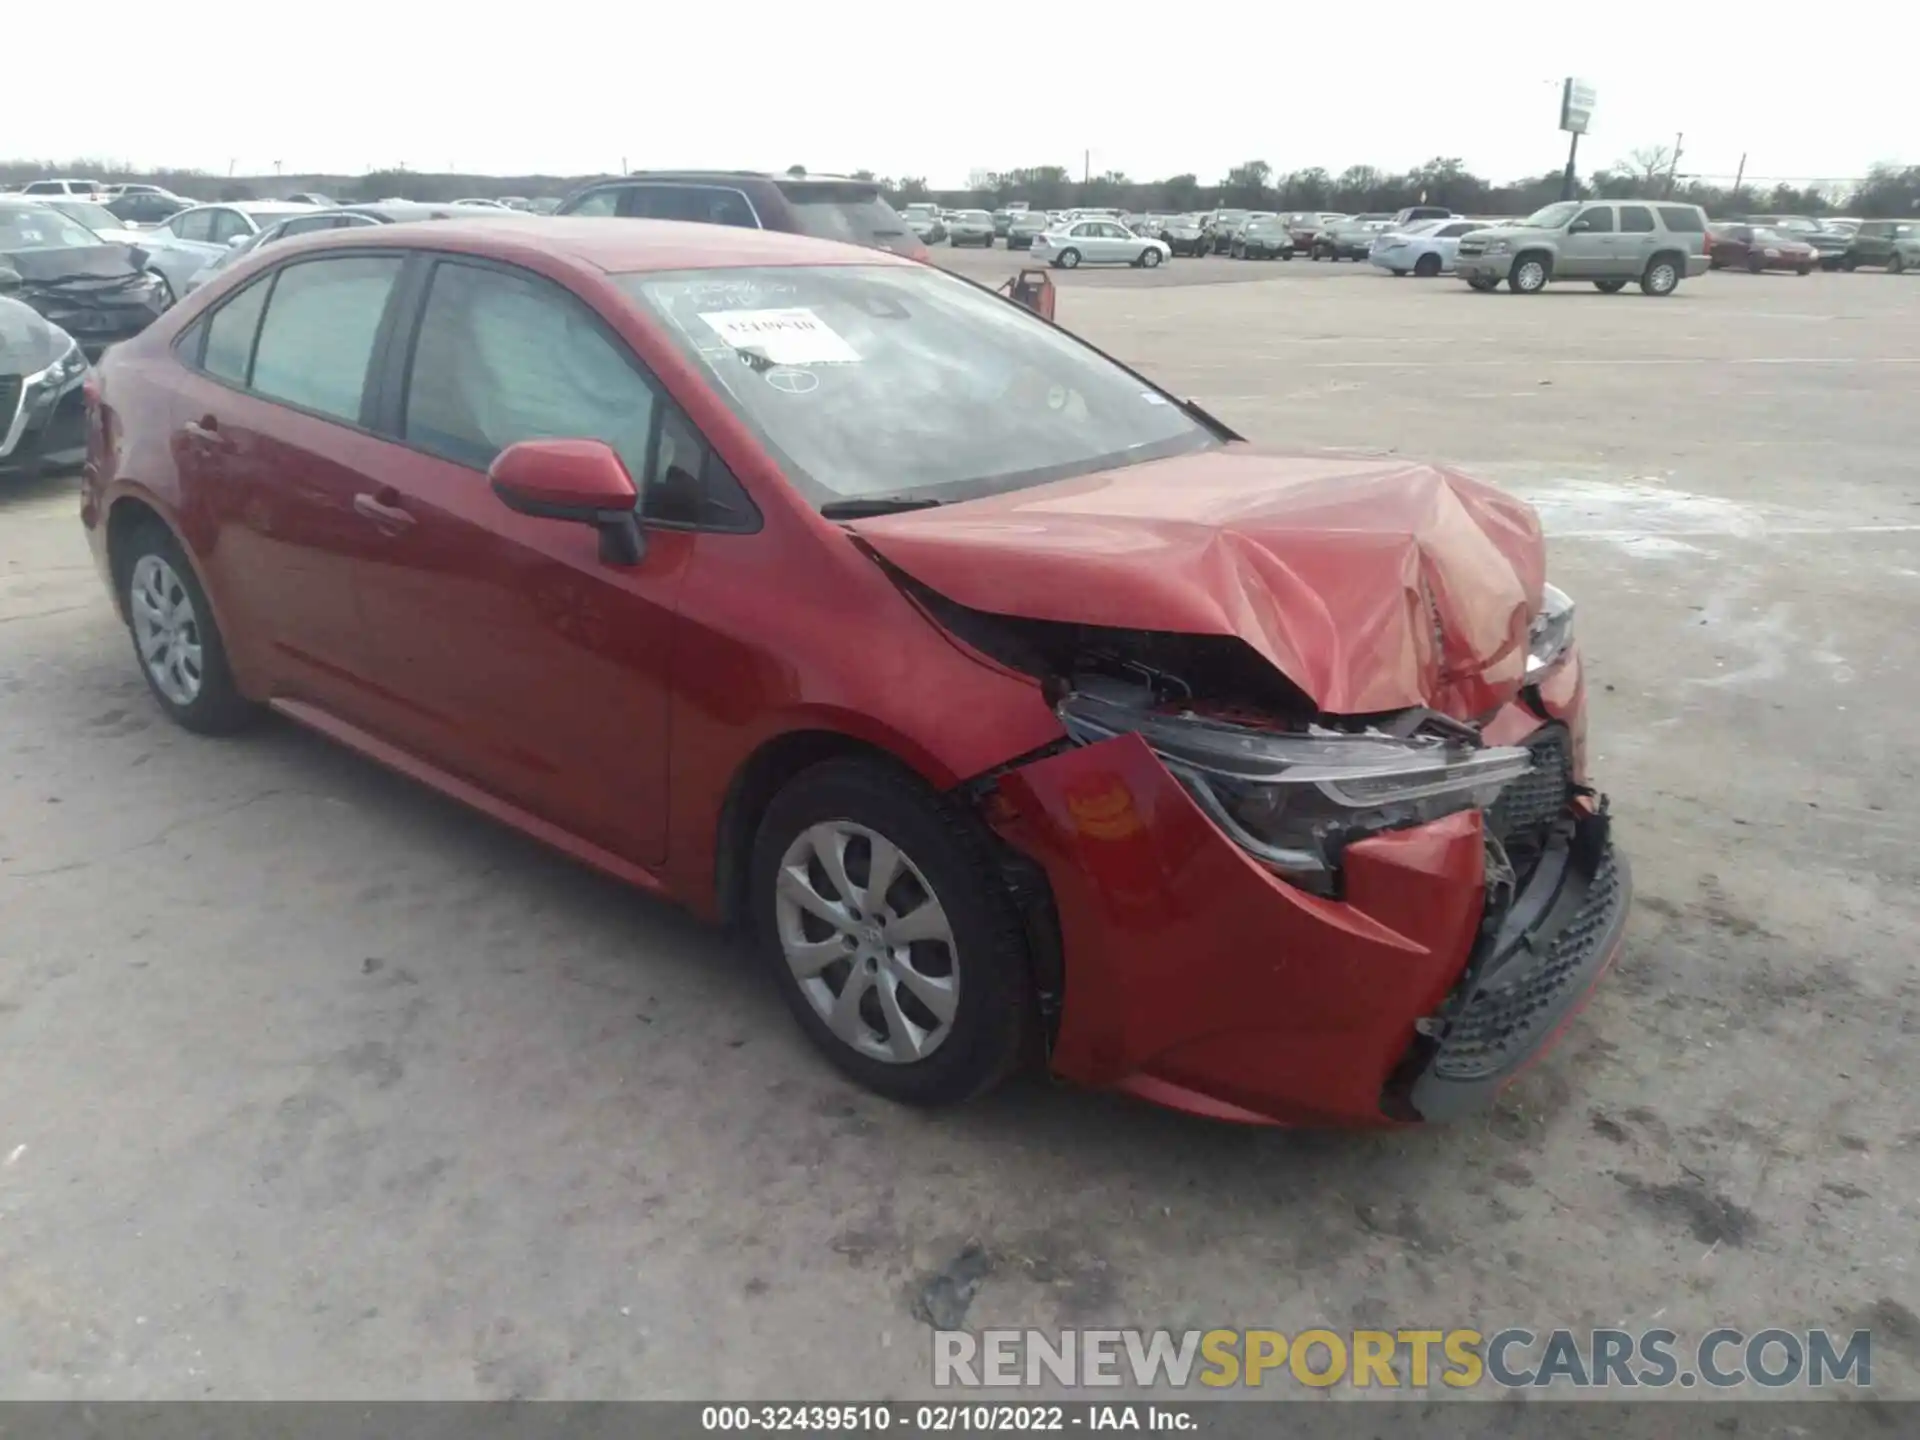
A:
1368 218 1492 277
1030 218 1170 269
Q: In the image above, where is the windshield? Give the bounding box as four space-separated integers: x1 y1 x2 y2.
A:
956 211 991 223
1750 228 1787 244
622 264 1217 510
48 201 121 232
0 206 105 252
1519 201 1581 228
1399 219 1444 235
778 183 908 244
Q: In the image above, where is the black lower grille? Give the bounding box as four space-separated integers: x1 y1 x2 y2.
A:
1488 726 1573 842
1432 844 1624 1080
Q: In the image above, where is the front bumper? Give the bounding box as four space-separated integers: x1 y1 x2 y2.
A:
0 370 86 476
1453 252 1507 280
989 663 1628 1126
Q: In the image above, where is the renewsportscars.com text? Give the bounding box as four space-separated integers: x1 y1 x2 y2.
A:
933 1327 1873 1391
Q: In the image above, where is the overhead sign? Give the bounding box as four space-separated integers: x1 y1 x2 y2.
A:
1560 78 1597 135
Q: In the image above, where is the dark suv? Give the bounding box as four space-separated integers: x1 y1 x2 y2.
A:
556 171 927 260
1843 219 1919 273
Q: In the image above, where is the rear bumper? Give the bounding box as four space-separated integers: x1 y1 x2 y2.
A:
990 663 1627 1127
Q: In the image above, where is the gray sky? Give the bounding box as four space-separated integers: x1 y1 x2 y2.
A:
9 4 1904 189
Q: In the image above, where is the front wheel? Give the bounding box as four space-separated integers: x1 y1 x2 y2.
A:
1796 263 1811 276
1057 247 1080 269
1141 247 1163 268
1467 276 1501 292
1641 256 1681 296
1508 255 1549 293
1891 253 1908 275
752 759 1035 1106
1747 253 1766 274
1593 279 1627 293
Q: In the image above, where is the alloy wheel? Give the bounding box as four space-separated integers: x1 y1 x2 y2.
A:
774 821 958 1065
129 554 203 706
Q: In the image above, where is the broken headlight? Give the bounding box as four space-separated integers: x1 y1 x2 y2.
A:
1058 690 1533 886
1526 583 1575 678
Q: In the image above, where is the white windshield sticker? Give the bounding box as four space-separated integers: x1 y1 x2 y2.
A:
698 307 859 366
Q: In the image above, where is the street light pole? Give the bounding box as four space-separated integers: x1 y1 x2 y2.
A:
1560 130 1581 203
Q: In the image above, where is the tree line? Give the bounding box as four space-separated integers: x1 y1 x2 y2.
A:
876 157 1920 220
6 155 1917 219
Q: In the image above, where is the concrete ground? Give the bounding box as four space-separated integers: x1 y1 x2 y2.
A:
3 257 1918 1401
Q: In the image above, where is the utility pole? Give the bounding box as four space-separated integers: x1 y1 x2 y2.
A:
1731 152 1748 198
1665 132 1684 197
1083 149 1090 186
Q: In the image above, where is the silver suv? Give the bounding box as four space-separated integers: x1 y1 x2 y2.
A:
1454 199 1711 296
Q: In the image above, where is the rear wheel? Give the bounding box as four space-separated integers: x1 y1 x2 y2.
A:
1842 254 1859 272
1891 253 1908 275
1795 263 1811 276
1641 255 1681 296
1747 252 1766 274
752 758 1035 1106
1414 252 1442 277
1057 247 1080 269
118 520 256 735
1593 279 1627 293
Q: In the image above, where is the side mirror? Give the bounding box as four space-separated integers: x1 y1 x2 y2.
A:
1569 219 1593 234
489 438 645 566
226 234 251 249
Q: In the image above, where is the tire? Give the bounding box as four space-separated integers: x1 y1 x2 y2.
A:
1593 279 1627 293
1796 263 1811 276
1508 254 1550 293
1640 254 1681 296
751 758 1034 1107
1467 276 1500 292
1141 246 1162 268
1414 253 1442 277
1891 253 1907 275
1390 268 1408 277
1280 246 1294 261
1057 248 1080 269
1842 254 1859 272
1747 253 1766 274
118 518 256 735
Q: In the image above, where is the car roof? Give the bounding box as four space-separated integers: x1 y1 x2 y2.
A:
185 200 317 215
276 216 918 274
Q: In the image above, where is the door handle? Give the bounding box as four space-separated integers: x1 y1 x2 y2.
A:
183 417 231 450
353 492 416 533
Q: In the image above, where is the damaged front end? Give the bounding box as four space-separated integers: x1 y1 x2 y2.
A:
934 591 1630 1126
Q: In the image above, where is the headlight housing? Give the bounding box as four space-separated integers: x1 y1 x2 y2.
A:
1526 583 1576 678
29 333 87 392
1483 239 1512 256
1058 690 1533 888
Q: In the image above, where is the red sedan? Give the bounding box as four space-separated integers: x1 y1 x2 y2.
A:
1707 223 1818 274
80 218 1629 1127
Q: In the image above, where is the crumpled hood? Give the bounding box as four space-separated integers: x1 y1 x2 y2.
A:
851 449 1546 718
3 244 141 282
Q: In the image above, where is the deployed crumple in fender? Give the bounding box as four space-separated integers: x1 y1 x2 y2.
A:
850 449 1546 719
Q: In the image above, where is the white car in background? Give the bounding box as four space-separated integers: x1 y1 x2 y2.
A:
1030 217 1170 269
133 201 319 301
1368 217 1493 277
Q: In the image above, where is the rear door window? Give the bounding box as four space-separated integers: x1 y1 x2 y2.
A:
249 256 403 424
1619 206 1656 233
200 275 273 385
172 209 216 242
777 182 908 246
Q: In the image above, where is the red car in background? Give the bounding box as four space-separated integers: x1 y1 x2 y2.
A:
1707 223 1819 274
80 218 1629 1128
